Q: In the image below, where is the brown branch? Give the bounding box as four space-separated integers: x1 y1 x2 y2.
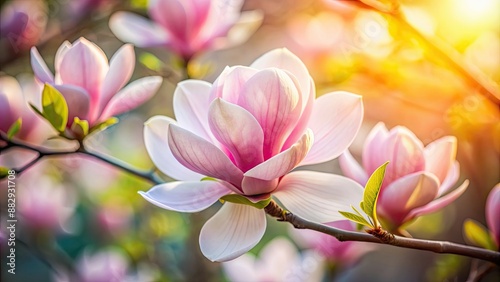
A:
264 200 500 265
0 133 162 185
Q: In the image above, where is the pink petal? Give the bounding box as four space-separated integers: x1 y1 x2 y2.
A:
242 130 313 195
100 44 135 111
138 180 231 212
273 171 364 223
214 10 263 49
199 202 266 262
424 136 457 185
486 184 500 247
405 180 469 222
362 122 389 174
99 76 162 123
208 99 264 172
300 91 363 166
250 48 310 101
30 47 54 83
438 162 460 196
378 172 439 226
54 41 72 83
53 84 90 123
338 149 369 185
58 38 109 104
149 0 188 39
210 66 258 104
379 126 426 185
173 80 214 141
144 116 203 181
239 68 302 158
282 77 315 151
168 124 244 187
109 12 170 48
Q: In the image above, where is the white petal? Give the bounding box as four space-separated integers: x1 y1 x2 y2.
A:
138 181 231 212
30 47 54 83
200 203 266 262
339 149 369 185
109 12 170 47
215 10 263 49
274 171 364 223
144 115 203 181
301 91 363 166
173 80 214 141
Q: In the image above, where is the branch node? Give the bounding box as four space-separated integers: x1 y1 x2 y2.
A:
367 227 395 244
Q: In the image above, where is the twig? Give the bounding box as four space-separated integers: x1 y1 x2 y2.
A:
264 200 500 265
0 133 162 185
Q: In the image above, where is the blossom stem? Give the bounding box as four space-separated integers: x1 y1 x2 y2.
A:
264 200 500 265
0 133 163 185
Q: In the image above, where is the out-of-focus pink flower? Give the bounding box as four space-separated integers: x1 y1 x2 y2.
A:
65 0 115 21
291 220 375 266
30 37 162 136
0 0 47 55
486 183 500 248
340 122 469 229
139 48 365 261
109 0 263 60
55 248 129 282
96 201 133 237
0 75 55 143
222 237 323 282
18 170 76 230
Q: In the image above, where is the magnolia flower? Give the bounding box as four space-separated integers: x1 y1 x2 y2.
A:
222 237 323 282
291 220 376 267
54 248 129 282
340 122 469 229
486 184 500 248
18 170 76 230
139 48 365 261
109 0 263 60
0 0 47 55
0 75 54 143
30 37 162 136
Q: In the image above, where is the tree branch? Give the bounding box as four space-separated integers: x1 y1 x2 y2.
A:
0 133 162 185
264 200 500 265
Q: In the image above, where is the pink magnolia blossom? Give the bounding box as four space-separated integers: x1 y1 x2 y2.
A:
0 75 55 143
18 169 76 230
486 183 500 248
340 122 469 229
30 37 162 135
0 0 47 55
291 220 376 267
139 48 365 261
109 0 263 60
222 237 324 282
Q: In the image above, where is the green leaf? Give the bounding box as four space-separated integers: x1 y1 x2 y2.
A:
89 117 119 133
339 211 373 228
29 103 44 117
41 84 68 132
200 177 217 182
0 167 10 178
463 219 496 250
7 118 22 139
70 117 89 138
362 161 388 228
139 52 163 72
220 194 271 209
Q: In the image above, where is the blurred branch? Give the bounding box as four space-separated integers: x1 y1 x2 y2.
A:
264 200 500 265
0 133 163 185
466 259 496 282
353 0 500 106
